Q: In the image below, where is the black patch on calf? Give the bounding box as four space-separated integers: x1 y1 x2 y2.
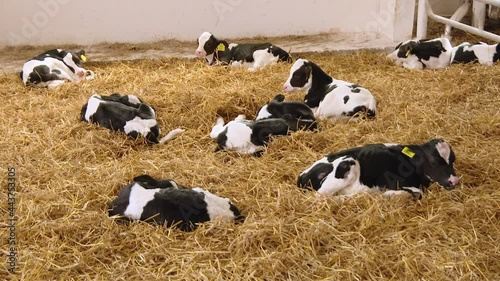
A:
264 94 317 131
345 106 376 119
451 44 479 64
143 189 210 231
133 174 180 189
229 203 245 223
26 65 62 85
203 34 220 55
268 45 293 63
108 184 133 217
250 118 290 146
290 63 312 88
343 95 350 104
302 62 335 108
411 39 447 60
494 44 500 62
334 159 356 179
215 128 229 152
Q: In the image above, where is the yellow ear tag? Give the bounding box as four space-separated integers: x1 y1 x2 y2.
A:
80 54 87 62
405 49 412 57
402 147 415 158
217 43 226 52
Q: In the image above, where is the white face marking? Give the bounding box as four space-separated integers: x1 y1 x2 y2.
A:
84 94 103 121
283 59 310 92
123 117 157 135
255 104 272 120
124 183 160 220
127 95 141 105
192 187 235 221
196 31 213 58
436 141 451 164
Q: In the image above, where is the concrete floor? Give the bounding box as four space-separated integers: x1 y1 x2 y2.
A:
1 31 395 74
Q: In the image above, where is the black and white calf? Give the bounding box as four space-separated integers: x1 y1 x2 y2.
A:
451 42 500 65
81 93 184 144
256 94 317 131
195 31 292 71
20 49 95 88
109 174 244 231
282 59 376 121
210 115 290 155
387 38 452 69
298 139 460 198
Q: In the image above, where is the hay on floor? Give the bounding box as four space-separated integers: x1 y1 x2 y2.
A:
1 36 499 280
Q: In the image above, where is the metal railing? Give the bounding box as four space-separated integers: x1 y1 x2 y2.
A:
416 0 500 42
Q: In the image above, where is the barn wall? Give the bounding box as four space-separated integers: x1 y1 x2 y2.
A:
0 0 454 47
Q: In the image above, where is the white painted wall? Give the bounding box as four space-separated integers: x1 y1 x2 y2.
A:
1 0 420 47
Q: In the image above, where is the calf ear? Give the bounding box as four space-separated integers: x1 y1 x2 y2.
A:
146 132 159 144
334 161 351 179
133 174 159 188
305 65 312 80
137 104 155 119
80 103 88 121
273 94 285 102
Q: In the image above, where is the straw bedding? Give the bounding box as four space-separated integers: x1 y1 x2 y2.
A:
1 39 499 280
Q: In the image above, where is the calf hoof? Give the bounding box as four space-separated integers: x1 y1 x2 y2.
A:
85 70 95 80
401 187 424 200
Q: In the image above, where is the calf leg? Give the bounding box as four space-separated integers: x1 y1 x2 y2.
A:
46 80 67 88
210 117 225 139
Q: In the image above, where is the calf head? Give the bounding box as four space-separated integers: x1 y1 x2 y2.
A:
196 32 218 58
64 49 88 78
283 59 313 92
388 40 419 60
133 174 181 189
420 139 459 190
192 187 245 223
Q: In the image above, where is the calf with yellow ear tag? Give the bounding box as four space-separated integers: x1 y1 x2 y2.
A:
387 38 452 70
20 48 95 88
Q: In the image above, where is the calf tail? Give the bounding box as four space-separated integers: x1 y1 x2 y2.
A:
158 128 185 144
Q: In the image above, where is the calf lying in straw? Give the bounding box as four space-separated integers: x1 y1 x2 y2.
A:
283 59 376 121
109 174 244 231
255 94 317 131
81 93 184 144
298 139 460 199
210 114 293 156
20 48 95 88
